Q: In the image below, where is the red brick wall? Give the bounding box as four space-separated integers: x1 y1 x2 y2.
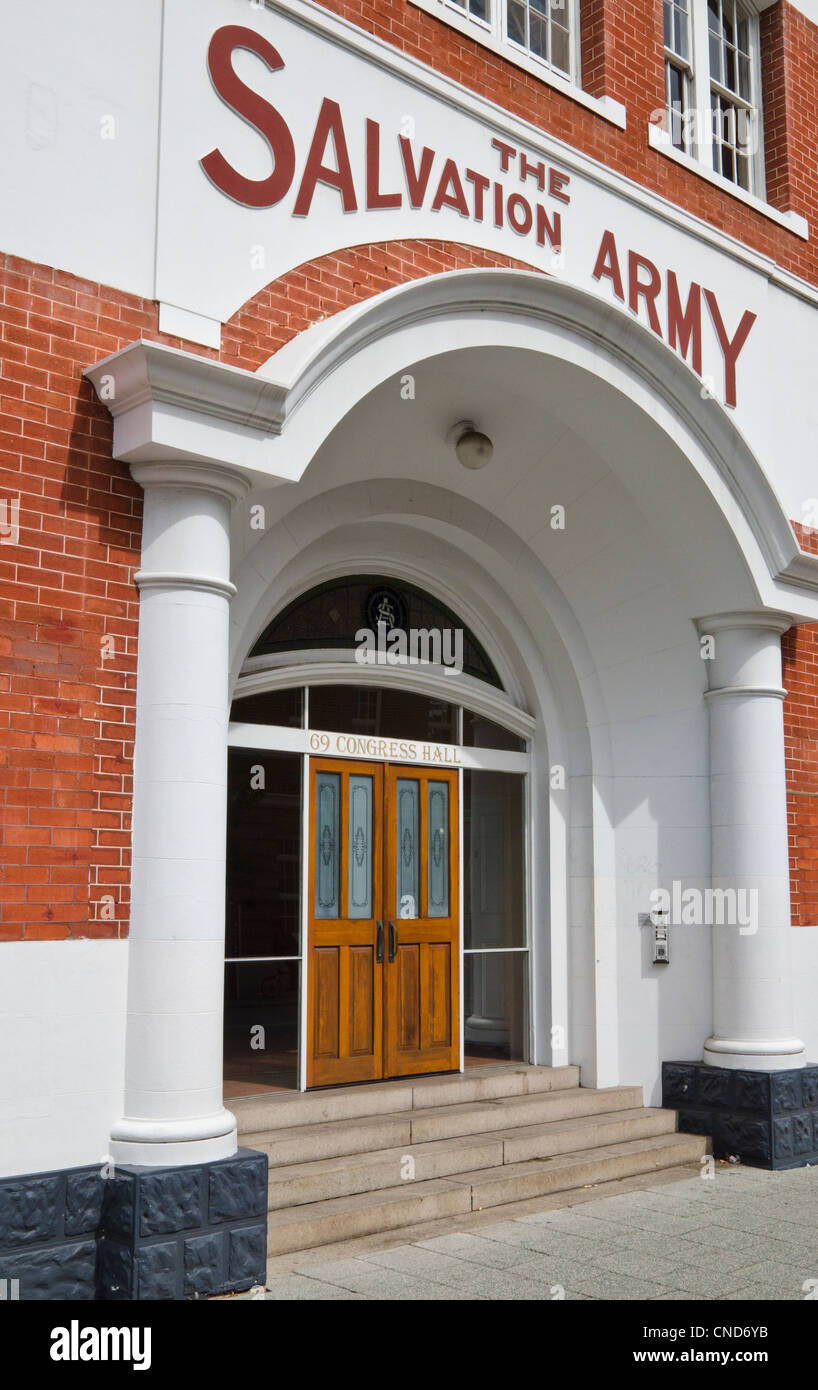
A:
580 1 664 107
0 261 142 941
761 2 818 218
782 623 818 926
0 240 533 941
762 1 791 209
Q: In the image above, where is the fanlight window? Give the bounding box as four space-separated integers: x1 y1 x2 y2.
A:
249 574 503 689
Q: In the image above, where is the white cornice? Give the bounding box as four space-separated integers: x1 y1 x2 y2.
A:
83 340 292 483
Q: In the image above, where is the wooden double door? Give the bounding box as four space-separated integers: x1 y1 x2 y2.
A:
307 758 459 1087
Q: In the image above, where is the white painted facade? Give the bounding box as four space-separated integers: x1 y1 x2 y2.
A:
3 0 818 1177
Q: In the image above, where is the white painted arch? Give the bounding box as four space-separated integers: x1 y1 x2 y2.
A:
228 503 600 1081
250 268 818 611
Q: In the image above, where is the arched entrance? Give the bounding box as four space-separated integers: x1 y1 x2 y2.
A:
223 574 534 1095
87 267 816 1167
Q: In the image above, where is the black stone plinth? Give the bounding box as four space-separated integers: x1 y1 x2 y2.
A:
662 1060 818 1169
0 1148 267 1300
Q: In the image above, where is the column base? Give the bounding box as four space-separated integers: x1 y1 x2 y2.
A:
0 1149 267 1300
109 1109 238 1167
663 1060 818 1169
703 1037 805 1072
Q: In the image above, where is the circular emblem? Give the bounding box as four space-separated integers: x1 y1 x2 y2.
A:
365 586 407 633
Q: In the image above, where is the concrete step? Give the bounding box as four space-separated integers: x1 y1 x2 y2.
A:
245 1084 642 1166
406 1085 645 1144
264 1106 676 1210
496 1105 677 1164
267 1134 505 1210
246 1114 414 1167
452 1133 708 1210
264 1131 706 1256
264 1162 702 1276
266 1178 473 1255
232 1064 580 1136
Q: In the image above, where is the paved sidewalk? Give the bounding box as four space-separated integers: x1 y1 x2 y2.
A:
254 1165 818 1301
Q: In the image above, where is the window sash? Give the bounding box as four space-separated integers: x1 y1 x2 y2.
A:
706 0 761 195
663 0 764 200
665 57 692 153
664 0 692 65
505 0 573 79
442 0 578 82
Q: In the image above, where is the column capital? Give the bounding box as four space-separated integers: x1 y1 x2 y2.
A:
695 610 793 637
696 610 792 697
130 458 251 505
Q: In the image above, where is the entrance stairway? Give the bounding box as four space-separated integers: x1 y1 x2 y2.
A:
231 1066 708 1258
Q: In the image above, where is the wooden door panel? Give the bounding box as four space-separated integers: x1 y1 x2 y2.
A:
307 759 383 1087
348 946 375 1056
384 765 459 1077
314 947 340 1060
396 943 420 1051
424 942 452 1050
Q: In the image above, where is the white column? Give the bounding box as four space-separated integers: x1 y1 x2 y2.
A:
110 461 248 1165
698 612 804 1072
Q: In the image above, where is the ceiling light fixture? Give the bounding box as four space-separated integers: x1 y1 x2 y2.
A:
448 419 494 470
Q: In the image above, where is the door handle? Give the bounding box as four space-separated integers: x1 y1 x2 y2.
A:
376 921 384 963
388 920 398 962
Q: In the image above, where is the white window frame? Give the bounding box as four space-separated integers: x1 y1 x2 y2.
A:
500 0 579 84
704 0 764 196
659 0 766 200
409 0 627 128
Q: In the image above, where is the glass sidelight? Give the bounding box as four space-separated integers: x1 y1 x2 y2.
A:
463 769 527 1062
224 750 303 1094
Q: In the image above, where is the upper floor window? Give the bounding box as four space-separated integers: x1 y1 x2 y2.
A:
707 0 756 191
505 0 572 77
411 0 629 127
664 0 693 152
419 0 578 83
662 0 763 196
